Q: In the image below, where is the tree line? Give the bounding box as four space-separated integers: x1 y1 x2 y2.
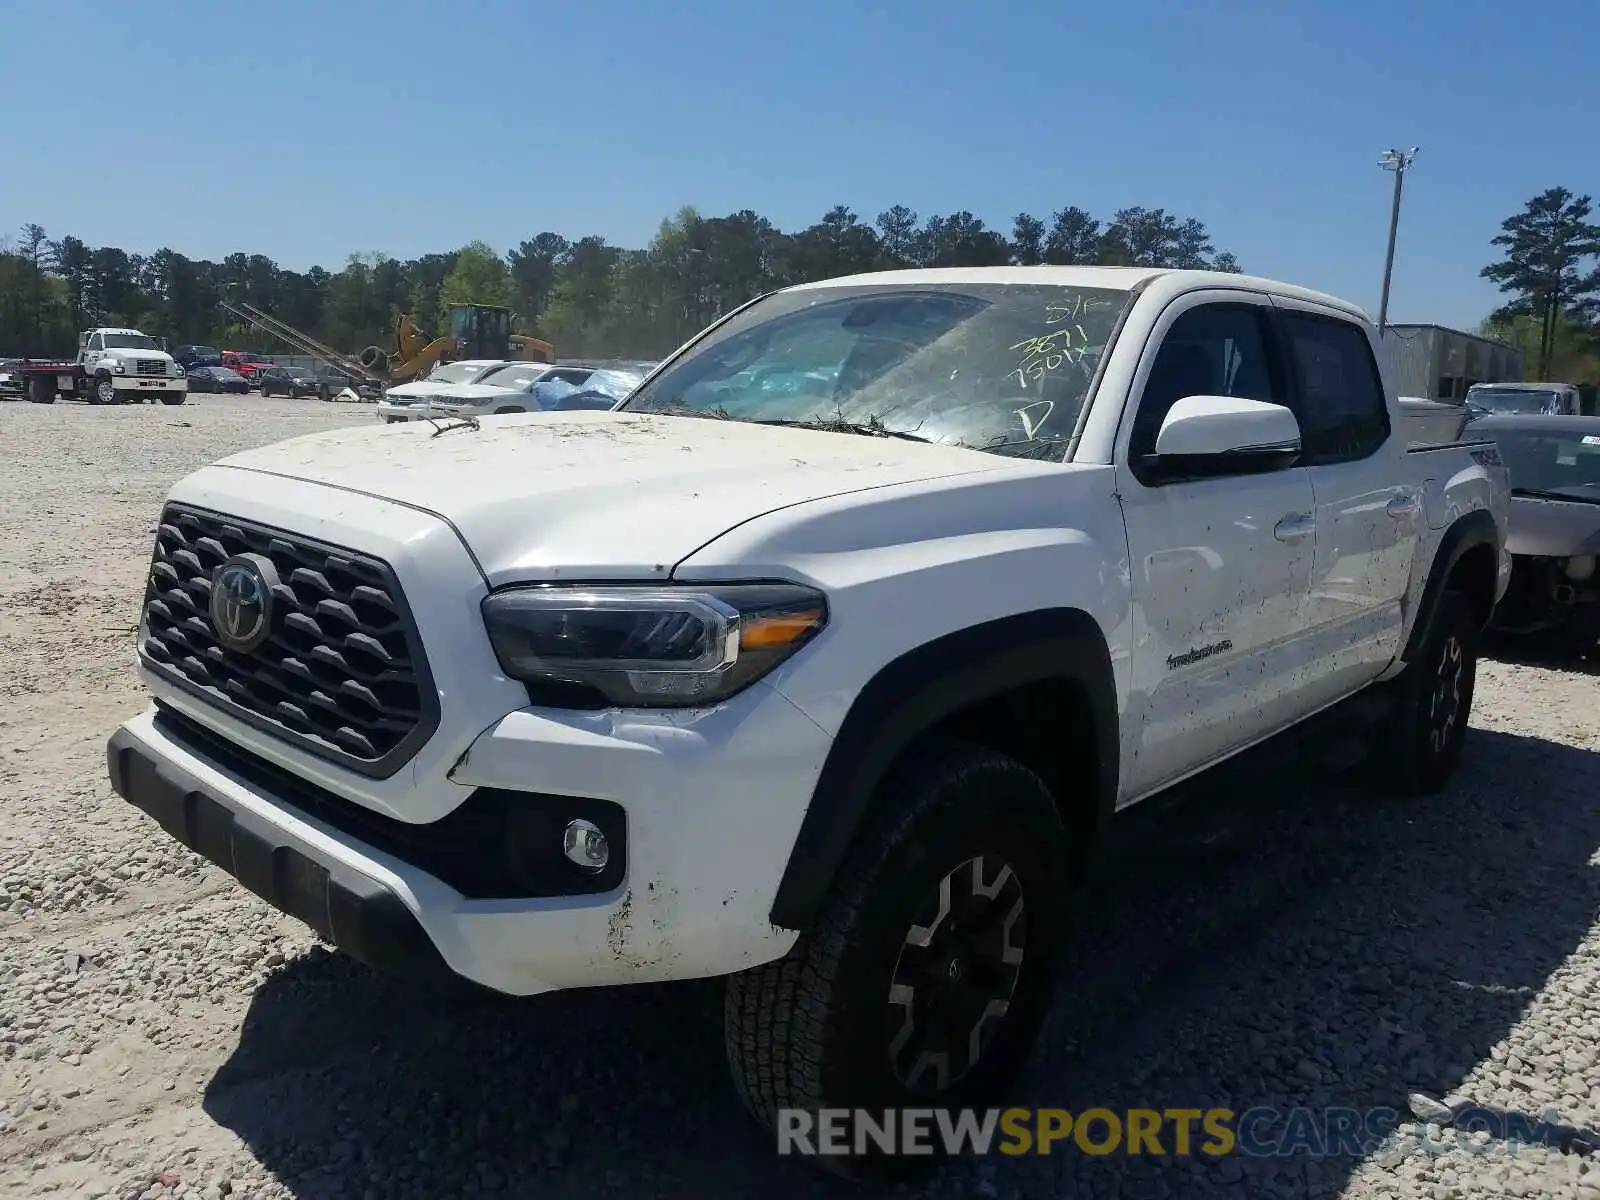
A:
3 187 1596 383
0 204 1238 362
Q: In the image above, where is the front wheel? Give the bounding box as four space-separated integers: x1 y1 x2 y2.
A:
1374 588 1480 795
724 742 1071 1178
159 391 186 406
94 375 118 405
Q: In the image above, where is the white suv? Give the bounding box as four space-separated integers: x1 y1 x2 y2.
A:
378 361 597 422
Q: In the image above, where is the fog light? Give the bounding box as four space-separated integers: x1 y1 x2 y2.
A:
562 819 609 873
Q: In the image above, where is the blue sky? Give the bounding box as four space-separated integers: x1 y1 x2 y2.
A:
3 0 1593 331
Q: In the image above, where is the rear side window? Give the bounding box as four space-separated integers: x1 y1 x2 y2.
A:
1279 311 1390 463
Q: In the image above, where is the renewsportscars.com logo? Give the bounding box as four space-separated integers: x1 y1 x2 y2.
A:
776 1105 1577 1159
781 1108 1236 1158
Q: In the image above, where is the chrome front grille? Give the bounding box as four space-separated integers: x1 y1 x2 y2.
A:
137 504 438 778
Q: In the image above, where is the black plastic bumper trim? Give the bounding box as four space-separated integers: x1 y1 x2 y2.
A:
107 727 453 978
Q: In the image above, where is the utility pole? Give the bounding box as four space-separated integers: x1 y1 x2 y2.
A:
1376 147 1419 337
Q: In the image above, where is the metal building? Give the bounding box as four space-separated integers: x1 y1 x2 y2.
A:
1381 324 1524 401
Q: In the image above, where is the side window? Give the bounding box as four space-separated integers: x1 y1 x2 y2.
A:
86 334 102 353
1279 311 1390 464
1129 303 1283 462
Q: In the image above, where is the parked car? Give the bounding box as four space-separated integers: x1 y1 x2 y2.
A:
186 365 250 394
108 265 1510 1178
376 361 598 422
173 344 222 369
549 364 655 410
309 364 377 402
1465 381 1582 416
1474 413 1600 652
256 365 321 398
220 352 273 384
384 359 510 396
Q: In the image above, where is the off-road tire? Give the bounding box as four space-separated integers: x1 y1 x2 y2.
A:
1374 588 1479 795
724 741 1071 1179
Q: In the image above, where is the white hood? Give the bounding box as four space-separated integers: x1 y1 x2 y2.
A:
206 410 1014 584
103 346 176 363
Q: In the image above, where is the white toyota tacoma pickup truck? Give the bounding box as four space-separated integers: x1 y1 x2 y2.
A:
107 266 1510 1171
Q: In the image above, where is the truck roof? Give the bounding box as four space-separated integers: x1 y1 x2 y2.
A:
93 327 146 336
783 265 1370 323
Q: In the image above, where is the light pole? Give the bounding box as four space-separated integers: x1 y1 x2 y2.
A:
1376 147 1419 337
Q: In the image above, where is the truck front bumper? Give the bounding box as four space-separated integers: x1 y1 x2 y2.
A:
111 375 187 396
108 721 449 978
108 681 831 996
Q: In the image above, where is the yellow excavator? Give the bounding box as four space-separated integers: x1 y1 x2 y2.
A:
361 304 556 381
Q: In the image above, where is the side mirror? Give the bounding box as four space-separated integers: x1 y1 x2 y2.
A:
1142 395 1301 479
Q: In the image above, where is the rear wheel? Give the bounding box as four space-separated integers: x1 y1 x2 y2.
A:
27 374 55 404
724 742 1071 1179
1374 589 1479 795
158 391 186 406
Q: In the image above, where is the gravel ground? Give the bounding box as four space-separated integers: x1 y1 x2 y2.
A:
2 392 1599 1200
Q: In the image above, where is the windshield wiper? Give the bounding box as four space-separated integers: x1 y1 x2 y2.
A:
645 402 934 442
748 417 933 443
422 413 480 438
1511 485 1600 503
975 434 1071 460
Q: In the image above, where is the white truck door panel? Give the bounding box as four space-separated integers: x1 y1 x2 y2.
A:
1113 293 1319 800
1269 298 1420 703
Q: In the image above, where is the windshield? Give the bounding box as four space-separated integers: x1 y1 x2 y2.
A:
103 333 161 351
1499 430 1600 501
475 363 548 391
619 282 1134 455
584 368 647 399
429 360 493 384
1467 387 1563 415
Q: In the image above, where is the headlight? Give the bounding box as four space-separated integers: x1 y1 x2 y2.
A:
481 583 827 707
111 363 126 374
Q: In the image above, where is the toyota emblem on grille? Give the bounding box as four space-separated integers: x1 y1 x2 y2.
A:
209 554 279 653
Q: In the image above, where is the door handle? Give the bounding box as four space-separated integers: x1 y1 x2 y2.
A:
1273 512 1314 542
1387 493 1417 518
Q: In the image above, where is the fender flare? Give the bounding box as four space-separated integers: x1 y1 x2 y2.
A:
767 607 1119 931
1400 507 1501 664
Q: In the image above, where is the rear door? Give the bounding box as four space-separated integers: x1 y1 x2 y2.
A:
1269 296 1418 703
1115 290 1320 799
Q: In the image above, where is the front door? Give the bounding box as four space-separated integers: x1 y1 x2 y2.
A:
1115 292 1319 801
